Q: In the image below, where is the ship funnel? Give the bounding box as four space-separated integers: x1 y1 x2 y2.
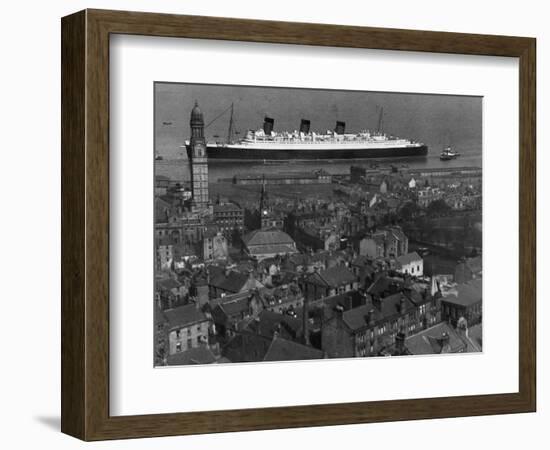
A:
334 121 346 135
263 117 274 135
300 119 311 134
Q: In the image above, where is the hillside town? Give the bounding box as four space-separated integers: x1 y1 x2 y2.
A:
154 102 482 366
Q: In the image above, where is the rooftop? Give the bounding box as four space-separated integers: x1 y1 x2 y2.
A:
341 292 415 331
244 310 302 339
166 346 217 366
247 243 298 257
209 271 260 293
163 304 208 330
243 229 296 247
396 252 422 266
405 322 466 355
263 337 325 362
442 279 482 307
308 266 356 288
213 202 243 213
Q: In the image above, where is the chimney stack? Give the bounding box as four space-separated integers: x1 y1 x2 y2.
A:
334 304 344 320
263 117 274 135
334 121 346 135
399 295 407 314
366 309 376 327
300 119 311 134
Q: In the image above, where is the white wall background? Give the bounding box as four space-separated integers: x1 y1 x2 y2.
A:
0 1 546 448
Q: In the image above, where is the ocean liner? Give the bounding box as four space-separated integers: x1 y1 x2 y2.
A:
185 103 428 161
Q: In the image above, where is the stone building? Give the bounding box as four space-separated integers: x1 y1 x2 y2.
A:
213 202 244 234
162 304 211 355
359 226 408 259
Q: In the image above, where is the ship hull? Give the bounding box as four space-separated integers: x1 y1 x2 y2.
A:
193 144 428 161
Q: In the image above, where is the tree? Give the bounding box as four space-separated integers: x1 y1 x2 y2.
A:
399 201 419 221
427 199 450 216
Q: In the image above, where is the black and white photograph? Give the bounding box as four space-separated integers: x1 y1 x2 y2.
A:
153 82 483 366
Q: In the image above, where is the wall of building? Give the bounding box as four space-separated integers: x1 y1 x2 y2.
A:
168 321 209 355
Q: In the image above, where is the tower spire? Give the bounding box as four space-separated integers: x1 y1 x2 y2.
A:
188 101 209 212
260 174 267 214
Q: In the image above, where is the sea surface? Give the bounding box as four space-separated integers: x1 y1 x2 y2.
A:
156 137 482 183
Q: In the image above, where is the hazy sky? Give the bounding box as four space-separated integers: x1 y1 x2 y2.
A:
155 82 482 160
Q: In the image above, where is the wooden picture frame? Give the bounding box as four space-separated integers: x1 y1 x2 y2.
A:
61 9 536 441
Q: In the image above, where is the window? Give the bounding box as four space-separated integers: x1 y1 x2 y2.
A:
176 342 182 352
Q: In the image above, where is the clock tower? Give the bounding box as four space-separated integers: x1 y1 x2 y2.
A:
188 101 209 211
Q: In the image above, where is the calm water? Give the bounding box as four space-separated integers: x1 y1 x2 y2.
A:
156 139 482 183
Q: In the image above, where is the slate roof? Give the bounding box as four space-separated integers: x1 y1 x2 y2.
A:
396 252 422 266
209 271 250 293
243 229 295 247
405 322 466 355
351 255 370 267
213 202 243 213
222 333 273 363
163 304 208 330
442 279 482 307
244 310 302 339
366 275 404 297
166 346 217 366
247 244 298 257
341 292 415 331
308 266 356 288
263 337 325 362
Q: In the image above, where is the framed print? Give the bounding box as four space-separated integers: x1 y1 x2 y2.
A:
61 9 536 441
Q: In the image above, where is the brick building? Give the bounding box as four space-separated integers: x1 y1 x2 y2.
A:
321 288 438 358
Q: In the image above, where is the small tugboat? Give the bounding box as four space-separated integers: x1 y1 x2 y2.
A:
440 146 460 161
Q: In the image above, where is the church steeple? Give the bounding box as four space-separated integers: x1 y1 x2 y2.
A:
260 174 268 215
260 175 271 229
